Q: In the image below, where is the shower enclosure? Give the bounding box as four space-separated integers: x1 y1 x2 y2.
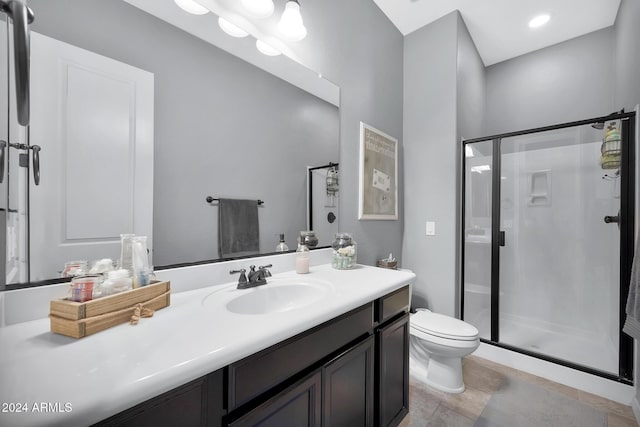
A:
462 111 636 382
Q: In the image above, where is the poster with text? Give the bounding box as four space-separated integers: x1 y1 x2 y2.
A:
359 122 398 220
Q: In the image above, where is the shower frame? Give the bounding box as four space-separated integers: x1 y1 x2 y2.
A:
461 111 636 384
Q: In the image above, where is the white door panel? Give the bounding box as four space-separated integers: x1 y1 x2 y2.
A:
29 32 154 281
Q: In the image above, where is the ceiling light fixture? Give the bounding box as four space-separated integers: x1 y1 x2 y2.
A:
277 0 307 42
256 39 281 56
241 0 275 19
174 0 209 15
218 17 249 38
528 14 550 28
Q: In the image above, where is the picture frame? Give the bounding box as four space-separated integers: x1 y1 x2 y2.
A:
358 122 398 220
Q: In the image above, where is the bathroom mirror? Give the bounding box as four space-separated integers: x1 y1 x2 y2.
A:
2 0 340 287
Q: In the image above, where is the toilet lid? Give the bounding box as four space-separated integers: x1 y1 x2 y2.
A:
411 311 479 341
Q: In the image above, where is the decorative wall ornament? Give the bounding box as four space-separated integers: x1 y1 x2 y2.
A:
358 122 398 220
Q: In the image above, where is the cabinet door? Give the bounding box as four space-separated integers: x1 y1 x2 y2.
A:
93 370 225 427
228 371 322 427
323 335 375 427
376 313 409 427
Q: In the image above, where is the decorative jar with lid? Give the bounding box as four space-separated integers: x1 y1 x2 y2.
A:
299 231 319 248
331 233 357 269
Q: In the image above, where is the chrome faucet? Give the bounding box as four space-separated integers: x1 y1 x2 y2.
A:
230 264 272 289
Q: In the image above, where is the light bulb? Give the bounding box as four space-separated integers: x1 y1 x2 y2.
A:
218 17 249 38
278 0 307 41
256 39 281 56
174 0 209 15
241 0 274 19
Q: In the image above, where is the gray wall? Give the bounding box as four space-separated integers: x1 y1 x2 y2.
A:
283 0 405 266
456 15 486 141
455 14 486 316
403 12 459 315
485 27 615 135
29 0 339 266
615 0 640 113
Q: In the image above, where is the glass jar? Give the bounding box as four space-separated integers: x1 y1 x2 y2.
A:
299 231 319 248
119 233 136 275
69 274 103 302
331 233 357 269
61 260 88 278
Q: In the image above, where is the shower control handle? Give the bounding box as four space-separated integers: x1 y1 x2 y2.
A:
604 215 619 224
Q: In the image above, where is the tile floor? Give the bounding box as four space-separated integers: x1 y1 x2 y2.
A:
399 355 639 427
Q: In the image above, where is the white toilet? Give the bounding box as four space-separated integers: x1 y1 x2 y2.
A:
409 308 479 393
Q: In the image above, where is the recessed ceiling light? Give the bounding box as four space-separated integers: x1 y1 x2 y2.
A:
528 14 550 28
174 0 209 15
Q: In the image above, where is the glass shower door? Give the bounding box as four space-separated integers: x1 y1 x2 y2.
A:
498 123 622 375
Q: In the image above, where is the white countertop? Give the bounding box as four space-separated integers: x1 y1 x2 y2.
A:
0 263 415 427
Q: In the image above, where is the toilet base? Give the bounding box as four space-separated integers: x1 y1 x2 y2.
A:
425 354 465 394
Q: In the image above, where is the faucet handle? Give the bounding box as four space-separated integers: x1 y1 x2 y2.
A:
230 268 247 286
258 264 272 277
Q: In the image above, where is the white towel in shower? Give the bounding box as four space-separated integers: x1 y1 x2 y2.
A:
623 237 640 339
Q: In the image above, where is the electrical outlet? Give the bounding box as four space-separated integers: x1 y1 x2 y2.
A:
426 221 435 236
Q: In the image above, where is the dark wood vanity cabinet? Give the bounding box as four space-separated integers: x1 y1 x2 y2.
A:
94 369 225 427
323 335 375 426
376 313 410 427
228 371 323 427
229 336 375 427
93 285 411 427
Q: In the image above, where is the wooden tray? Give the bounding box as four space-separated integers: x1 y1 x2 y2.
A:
50 280 171 338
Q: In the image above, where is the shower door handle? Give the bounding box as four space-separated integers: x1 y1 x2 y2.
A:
1 0 35 126
499 231 506 246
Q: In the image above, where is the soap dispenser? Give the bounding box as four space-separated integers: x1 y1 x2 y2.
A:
296 243 310 274
275 234 289 252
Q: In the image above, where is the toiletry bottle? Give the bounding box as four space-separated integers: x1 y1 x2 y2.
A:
296 243 310 274
276 234 289 252
132 236 151 288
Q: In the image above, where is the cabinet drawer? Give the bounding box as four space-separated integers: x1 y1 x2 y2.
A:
228 302 374 410
376 285 410 324
227 371 322 427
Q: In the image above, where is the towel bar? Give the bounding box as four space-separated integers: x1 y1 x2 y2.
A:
206 196 264 205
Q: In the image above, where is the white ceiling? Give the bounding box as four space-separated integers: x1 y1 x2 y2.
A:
373 0 621 66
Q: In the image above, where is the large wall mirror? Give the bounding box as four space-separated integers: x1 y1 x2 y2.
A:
1 0 340 288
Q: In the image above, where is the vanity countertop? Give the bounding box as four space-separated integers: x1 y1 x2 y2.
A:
0 264 415 427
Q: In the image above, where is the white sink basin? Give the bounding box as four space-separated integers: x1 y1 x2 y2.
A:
202 277 333 315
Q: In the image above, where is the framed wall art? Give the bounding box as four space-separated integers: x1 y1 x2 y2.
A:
358 122 398 220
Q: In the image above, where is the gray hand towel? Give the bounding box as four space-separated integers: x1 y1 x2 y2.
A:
218 198 260 258
624 236 640 339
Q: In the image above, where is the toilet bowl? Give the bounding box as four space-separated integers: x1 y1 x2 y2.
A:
409 309 479 393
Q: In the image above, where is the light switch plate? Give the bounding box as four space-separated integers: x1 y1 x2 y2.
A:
426 221 435 236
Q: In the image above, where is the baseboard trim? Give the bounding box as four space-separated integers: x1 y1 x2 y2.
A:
632 396 640 424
